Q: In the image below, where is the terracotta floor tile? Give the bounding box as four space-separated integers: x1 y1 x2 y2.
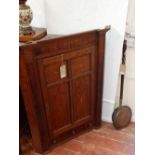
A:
120 127 135 135
93 127 134 144
47 146 74 155
74 132 90 143
80 132 134 155
21 122 135 155
86 145 126 155
101 122 135 136
61 140 86 154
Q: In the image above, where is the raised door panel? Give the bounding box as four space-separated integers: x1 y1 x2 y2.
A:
71 54 90 77
44 61 67 84
72 75 91 122
47 82 72 136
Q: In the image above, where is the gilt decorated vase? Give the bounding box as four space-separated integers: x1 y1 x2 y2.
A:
19 1 33 35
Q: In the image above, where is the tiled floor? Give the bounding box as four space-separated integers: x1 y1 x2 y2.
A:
21 122 135 155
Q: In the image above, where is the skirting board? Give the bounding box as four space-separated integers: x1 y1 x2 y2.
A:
102 99 115 123
102 98 135 123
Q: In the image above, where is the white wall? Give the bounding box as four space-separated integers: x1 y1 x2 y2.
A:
26 0 129 122
126 0 135 36
124 47 135 122
124 0 135 122
27 0 47 27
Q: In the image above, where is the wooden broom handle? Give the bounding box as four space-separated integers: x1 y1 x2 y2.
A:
119 40 127 106
119 74 124 106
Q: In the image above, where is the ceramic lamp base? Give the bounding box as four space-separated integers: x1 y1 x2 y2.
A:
19 27 47 42
19 26 34 35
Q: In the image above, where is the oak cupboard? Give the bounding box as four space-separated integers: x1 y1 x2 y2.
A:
19 27 110 154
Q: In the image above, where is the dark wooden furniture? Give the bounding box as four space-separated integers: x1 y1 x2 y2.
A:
19 27 110 154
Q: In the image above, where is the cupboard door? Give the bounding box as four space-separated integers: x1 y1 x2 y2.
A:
37 57 72 139
37 46 96 138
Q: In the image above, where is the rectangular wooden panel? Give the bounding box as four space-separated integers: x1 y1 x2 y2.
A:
71 54 90 77
44 61 68 84
72 75 92 122
47 82 72 136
